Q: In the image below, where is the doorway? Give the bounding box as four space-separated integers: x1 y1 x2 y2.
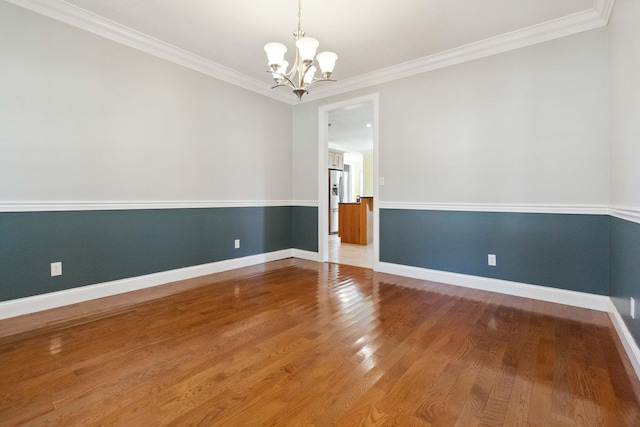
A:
318 94 379 269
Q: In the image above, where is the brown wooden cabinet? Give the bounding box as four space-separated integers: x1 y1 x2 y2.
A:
338 197 373 245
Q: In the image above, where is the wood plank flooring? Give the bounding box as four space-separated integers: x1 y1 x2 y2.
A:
1 259 639 426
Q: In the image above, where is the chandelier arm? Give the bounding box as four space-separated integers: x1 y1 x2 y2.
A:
309 76 336 84
301 77 337 93
266 70 297 89
271 82 296 90
263 0 336 100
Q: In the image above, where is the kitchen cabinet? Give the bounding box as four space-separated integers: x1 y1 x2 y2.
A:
329 152 344 170
338 197 373 245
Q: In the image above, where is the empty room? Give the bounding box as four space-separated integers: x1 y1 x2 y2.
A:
2 0 640 425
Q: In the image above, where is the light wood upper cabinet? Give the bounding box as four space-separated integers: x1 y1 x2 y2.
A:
329 152 344 170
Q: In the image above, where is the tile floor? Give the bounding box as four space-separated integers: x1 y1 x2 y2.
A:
328 234 374 269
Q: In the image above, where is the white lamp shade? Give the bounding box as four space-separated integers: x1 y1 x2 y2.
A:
316 51 338 74
269 59 289 81
278 60 289 75
303 66 317 84
271 59 289 80
295 37 319 62
264 42 287 66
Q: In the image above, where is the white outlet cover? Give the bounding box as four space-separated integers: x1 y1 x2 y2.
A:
234 239 240 249
51 262 62 277
488 254 497 266
632 297 635 319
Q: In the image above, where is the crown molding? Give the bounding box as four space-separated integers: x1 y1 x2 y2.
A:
594 0 616 24
5 0 614 105
3 0 296 105
309 0 616 100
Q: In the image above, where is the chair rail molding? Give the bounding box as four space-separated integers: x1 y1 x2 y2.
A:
610 206 640 225
0 200 295 212
378 202 609 215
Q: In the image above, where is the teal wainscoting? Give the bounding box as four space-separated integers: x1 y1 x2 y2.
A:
292 206 318 253
610 216 640 346
0 206 293 302
380 209 609 296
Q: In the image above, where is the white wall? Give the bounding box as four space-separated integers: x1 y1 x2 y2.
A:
292 103 320 203
0 1 292 204
363 153 374 197
343 152 361 202
5 0 609 209
292 28 609 207
609 0 640 210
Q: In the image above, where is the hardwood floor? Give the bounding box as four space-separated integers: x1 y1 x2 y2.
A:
1 259 639 426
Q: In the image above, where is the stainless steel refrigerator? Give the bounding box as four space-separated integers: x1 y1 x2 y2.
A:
329 169 344 234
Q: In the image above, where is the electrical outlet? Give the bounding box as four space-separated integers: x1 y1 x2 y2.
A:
51 262 62 277
488 254 497 266
235 239 240 249
631 297 636 319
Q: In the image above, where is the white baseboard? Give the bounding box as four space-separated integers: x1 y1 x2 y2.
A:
377 262 610 312
0 249 294 320
292 249 320 262
4 252 639 382
376 262 640 381
607 300 640 380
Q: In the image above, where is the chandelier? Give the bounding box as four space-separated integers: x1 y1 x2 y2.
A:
264 0 338 101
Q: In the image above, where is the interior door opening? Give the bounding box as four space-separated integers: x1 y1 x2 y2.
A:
318 94 379 270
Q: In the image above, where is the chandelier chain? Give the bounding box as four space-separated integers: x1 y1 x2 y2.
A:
297 0 302 36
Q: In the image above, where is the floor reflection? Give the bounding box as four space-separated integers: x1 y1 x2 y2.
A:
3 259 638 425
329 234 373 269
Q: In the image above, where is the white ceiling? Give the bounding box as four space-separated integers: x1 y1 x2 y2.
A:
7 0 613 105
328 102 374 154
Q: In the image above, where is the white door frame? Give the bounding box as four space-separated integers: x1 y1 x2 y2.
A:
317 93 380 269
